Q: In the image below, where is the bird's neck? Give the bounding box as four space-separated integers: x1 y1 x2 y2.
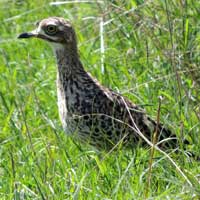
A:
54 45 84 82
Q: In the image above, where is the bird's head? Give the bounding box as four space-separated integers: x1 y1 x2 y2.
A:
18 17 77 51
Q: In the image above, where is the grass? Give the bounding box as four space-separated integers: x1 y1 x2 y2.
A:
0 0 200 199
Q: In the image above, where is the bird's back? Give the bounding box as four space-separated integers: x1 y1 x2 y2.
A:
57 69 177 150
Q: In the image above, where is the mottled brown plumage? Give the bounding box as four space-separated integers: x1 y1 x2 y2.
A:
18 17 178 150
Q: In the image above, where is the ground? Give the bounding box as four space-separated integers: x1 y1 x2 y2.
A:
0 0 199 199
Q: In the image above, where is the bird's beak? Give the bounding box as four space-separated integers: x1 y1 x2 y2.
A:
18 30 38 39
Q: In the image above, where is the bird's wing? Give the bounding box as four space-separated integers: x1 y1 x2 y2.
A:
107 88 179 149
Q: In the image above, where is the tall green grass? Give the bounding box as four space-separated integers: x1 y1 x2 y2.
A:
0 0 199 199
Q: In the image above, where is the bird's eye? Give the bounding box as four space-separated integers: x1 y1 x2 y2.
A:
45 25 58 35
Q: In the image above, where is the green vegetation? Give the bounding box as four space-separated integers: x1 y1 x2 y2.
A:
0 0 199 199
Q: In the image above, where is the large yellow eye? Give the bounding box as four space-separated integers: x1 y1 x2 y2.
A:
45 25 57 35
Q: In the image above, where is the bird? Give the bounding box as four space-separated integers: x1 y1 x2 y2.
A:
18 17 179 151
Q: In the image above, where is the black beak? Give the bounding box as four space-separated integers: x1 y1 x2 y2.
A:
18 32 36 39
